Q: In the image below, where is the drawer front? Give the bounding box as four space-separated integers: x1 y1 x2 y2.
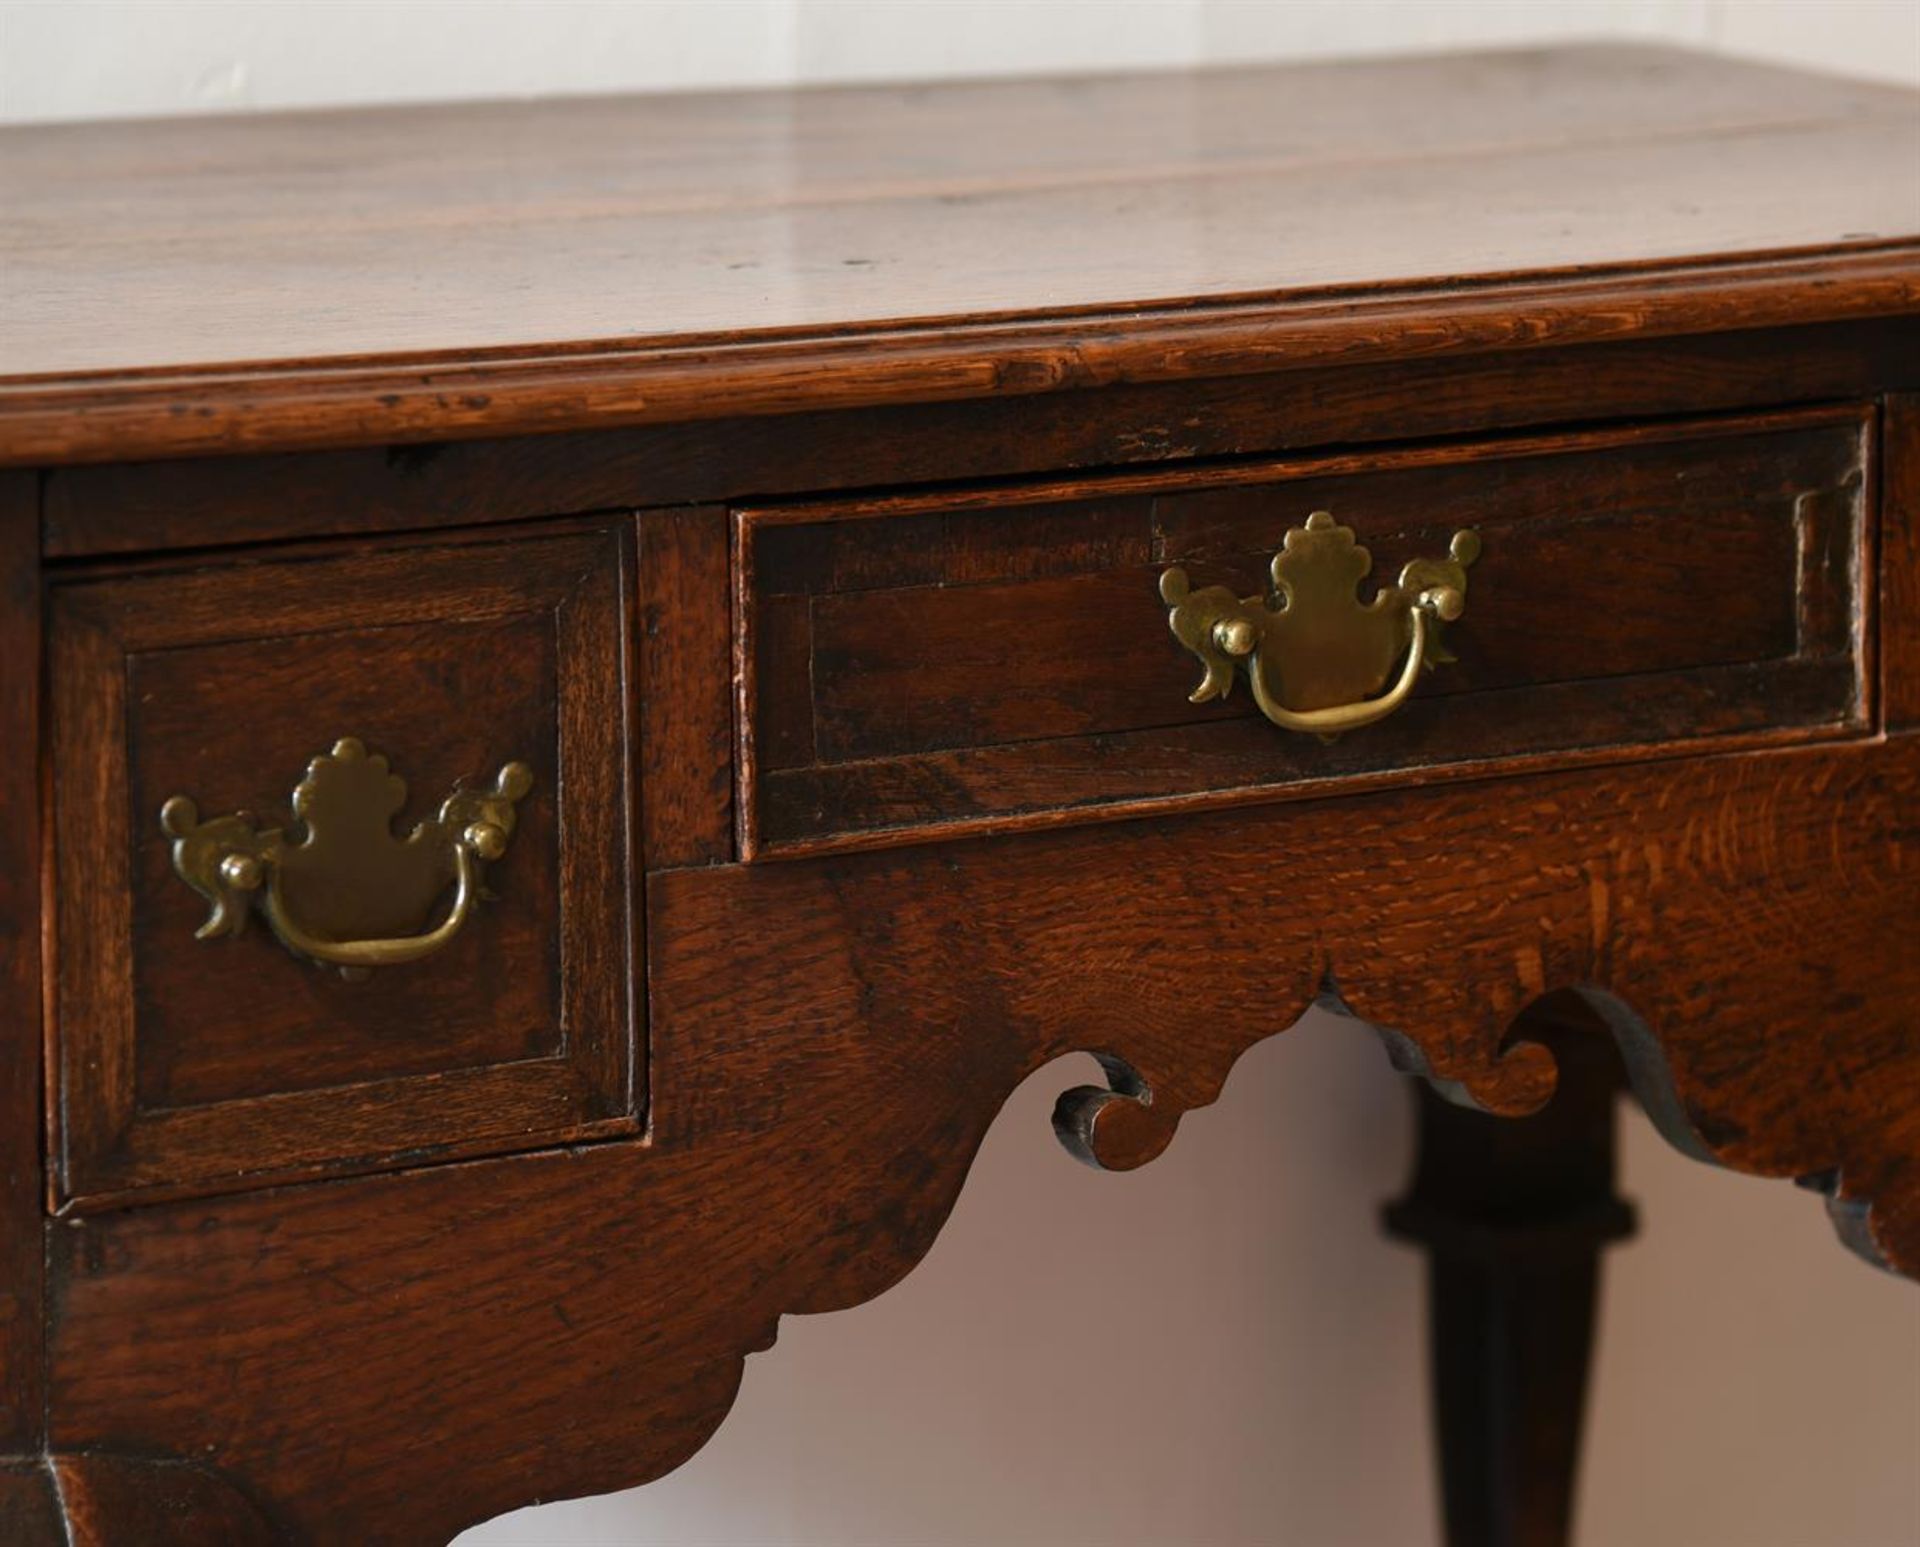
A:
738 408 1871 856
50 524 638 1209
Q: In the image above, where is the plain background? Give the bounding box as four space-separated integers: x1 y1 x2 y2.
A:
4 3 1917 1544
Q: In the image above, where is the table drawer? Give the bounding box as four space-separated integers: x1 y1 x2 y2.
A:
49 524 639 1210
738 407 1871 857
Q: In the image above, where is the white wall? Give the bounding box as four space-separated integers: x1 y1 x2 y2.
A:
2 0 1918 123
463 1015 1920 1547
4 4 1917 1545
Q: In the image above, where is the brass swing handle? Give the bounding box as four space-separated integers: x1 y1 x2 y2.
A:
160 737 532 974
221 831 487 971
1160 514 1479 736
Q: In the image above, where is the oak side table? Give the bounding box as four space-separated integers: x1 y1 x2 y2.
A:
0 43 1916 1546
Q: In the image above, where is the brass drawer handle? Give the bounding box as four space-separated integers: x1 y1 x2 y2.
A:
160 737 532 975
1160 513 1479 735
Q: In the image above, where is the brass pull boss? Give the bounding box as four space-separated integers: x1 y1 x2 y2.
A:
160 737 532 976
1160 512 1479 736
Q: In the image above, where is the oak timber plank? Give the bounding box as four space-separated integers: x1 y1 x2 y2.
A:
2 46 1916 463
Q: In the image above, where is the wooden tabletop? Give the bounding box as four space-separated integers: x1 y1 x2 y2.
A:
3 43 1917 463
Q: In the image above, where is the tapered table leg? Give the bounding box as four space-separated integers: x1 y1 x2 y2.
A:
1384 1029 1637 1547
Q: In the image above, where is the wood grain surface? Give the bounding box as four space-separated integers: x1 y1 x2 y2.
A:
2 45 1916 464
739 408 1871 853
639 506 736 869
41 318 1920 560
0 479 42 1461
1886 395 1920 729
39 736 1920 1542
47 524 641 1210
6 43 1918 1543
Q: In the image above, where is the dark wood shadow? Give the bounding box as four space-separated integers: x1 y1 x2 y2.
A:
1383 995 1637 1547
